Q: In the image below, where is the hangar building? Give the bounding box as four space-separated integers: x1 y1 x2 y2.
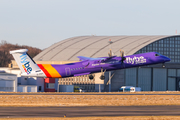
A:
0 67 44 92
0 70 17 92
24 35 180 91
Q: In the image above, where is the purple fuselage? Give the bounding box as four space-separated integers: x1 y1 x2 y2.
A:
51 52 170 78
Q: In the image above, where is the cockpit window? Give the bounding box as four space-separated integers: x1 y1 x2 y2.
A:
155 54 159 56
155 53 161 56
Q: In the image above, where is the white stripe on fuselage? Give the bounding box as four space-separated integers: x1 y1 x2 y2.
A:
92 61 119 66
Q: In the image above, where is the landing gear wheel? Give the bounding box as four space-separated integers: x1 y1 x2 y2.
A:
100 75 105 80
89 74 94 80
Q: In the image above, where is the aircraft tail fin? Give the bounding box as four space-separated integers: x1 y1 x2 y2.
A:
10 49 46 77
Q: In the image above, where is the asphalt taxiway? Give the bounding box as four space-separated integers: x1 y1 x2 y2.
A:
0 106 180 118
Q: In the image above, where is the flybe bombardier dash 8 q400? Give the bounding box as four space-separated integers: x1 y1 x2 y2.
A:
10 49 170 80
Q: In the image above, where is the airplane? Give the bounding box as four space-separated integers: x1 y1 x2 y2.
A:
10 49 170 80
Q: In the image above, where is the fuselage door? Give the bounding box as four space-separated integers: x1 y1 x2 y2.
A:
65 67 71 76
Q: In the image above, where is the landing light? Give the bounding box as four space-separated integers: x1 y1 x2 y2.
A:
162 63 165 68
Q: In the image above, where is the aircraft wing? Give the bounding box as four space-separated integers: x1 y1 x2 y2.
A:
77 56 94 61
77 56 116 62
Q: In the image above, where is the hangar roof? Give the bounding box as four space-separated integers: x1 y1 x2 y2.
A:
34 35 170 61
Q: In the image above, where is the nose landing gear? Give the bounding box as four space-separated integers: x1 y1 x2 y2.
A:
162 63 165 68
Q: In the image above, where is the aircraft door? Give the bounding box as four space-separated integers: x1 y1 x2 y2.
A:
65 67 71 76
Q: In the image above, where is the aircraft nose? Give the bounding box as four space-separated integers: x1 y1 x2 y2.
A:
163 56 171 62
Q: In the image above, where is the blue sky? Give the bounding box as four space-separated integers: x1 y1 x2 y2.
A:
0 0 180 49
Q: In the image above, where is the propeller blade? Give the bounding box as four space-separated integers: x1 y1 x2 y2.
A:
108 49 112 57
110 49 112 57
108 53 110 57
120 50 124 57
120 49 122 57
122 50 124 57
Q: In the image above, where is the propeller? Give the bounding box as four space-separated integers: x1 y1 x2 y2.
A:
120 49 126 64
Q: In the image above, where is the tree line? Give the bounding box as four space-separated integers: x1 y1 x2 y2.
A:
0 40 42 67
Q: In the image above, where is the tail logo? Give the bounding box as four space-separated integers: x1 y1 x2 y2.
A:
20 53 32 74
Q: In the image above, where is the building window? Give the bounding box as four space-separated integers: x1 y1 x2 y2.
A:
0 87 14 91
46 83 55 89
138 37 180 63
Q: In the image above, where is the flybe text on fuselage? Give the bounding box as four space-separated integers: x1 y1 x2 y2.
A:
20 53 32 74
126 56 146 64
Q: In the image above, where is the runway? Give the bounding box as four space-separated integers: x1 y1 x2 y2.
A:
0 106 180 118
0 93 180 95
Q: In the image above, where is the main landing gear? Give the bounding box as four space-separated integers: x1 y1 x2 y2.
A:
89 74 94 80
89 68 106 80
100 68 106 80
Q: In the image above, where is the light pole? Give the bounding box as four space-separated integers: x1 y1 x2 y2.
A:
108 39 113 92
57 78 60 92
